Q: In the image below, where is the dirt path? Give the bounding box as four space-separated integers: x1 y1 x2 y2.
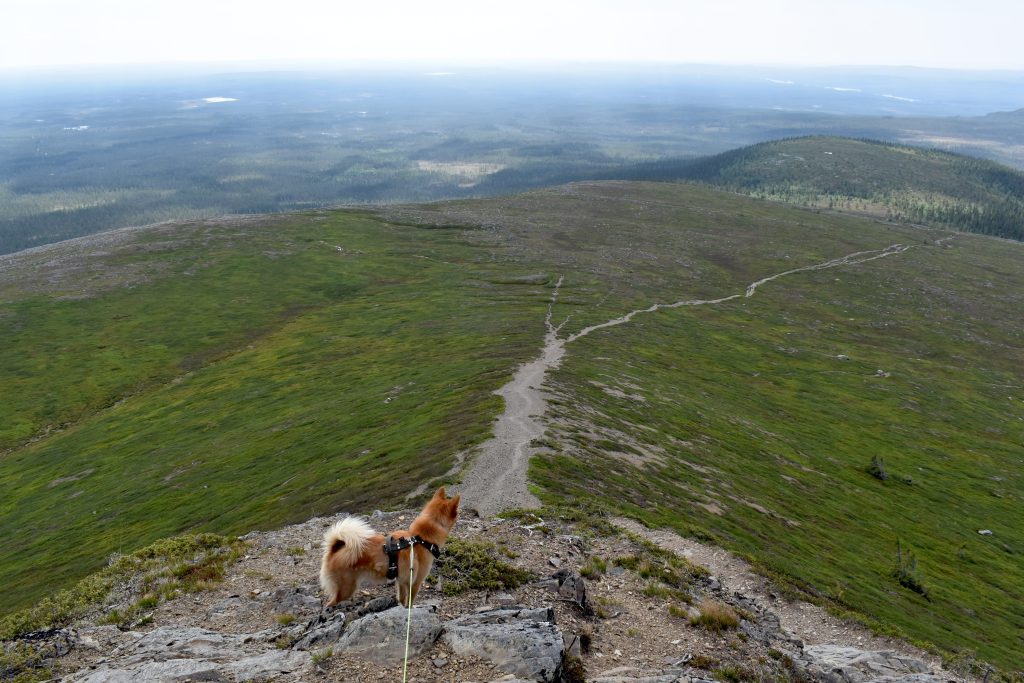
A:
456 242 916 516
453 278 566 515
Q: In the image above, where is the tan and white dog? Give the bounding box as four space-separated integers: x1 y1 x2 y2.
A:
319 487 460 607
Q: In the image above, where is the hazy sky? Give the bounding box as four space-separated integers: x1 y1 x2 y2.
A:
3 0 1023 71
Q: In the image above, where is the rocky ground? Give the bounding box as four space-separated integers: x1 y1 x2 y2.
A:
5 509 970 683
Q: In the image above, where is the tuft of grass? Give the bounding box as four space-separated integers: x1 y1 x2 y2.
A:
690 654 718 669
433 539 534 595
276 613 296 626
311 648 333 667
690 599 740 632
579 556 607 579
285 547 306 557
714 664 758 683
592 596 620 619
668 603 690 619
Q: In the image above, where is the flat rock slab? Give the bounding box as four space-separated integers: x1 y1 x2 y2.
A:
62 625 308 682
802 645 938 683
443 607 563 682
336 604 442 665
223 650 309 681
66 650 307 683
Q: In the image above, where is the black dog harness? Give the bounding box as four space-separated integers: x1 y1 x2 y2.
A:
383 535 442 580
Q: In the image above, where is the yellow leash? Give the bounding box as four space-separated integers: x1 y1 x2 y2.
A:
401 545 415 683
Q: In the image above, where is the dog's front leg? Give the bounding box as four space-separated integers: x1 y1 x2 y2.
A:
396 555 412 607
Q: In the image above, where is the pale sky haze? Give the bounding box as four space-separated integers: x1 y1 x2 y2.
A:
2 0 1023 71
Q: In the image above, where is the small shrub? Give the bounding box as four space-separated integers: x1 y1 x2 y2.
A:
286 546 306 557
0 642 54 683
561 654 587 683
868 455 889 481
690 599 740 632
434 539 533 595
578 624 593 653
894 540 931 601
276 613 295 626
311 648 333 666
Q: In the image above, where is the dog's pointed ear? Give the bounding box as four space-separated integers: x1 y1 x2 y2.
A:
434 486 447 500
449 494 461 511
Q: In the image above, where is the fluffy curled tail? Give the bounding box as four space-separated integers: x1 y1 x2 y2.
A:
320 516 375 596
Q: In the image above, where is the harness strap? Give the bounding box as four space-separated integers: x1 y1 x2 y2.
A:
384 535 442 580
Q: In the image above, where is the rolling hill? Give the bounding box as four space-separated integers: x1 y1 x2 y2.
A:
612 136 1024 241
1 181 1022 670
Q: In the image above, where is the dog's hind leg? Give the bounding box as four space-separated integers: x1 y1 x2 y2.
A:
327 573 357 608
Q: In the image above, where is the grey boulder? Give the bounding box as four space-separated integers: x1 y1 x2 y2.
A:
336 604 442 664
443 607 563 682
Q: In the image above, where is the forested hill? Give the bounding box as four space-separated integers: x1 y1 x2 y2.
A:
610 136 1024 241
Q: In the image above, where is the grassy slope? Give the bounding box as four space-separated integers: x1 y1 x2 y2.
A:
401 182 1024 669
3 181 1022 667
0 211 548 610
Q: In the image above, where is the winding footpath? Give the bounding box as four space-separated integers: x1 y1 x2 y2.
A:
456 243 916 515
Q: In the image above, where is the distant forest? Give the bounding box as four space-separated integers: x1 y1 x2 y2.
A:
602 138 1024 242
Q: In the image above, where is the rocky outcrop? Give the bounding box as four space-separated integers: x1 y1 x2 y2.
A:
4 511 969 683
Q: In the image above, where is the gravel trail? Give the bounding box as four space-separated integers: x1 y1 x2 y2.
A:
453 278 566 515
456 243 916 515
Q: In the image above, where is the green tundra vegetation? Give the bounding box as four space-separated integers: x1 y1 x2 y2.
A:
0 210 548 610
1 181 1022 669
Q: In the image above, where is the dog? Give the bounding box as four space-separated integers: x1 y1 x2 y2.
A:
319 487 460 608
